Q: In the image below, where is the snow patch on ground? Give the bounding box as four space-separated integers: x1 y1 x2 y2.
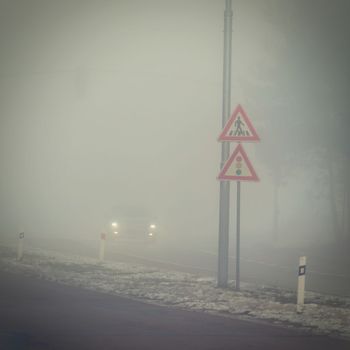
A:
1 245 349 339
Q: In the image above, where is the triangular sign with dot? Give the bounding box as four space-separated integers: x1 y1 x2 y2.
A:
218 143 259 182
218 104 260 142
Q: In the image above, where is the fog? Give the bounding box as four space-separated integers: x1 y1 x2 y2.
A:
0 0 349 293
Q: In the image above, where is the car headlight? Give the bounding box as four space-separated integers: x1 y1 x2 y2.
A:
150 224 156 229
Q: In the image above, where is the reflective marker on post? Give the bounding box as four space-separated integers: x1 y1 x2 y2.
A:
17 232 24 261
99 233 106 262
297 256 306 313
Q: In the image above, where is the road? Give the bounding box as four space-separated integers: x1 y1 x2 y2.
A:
0 271 349 350
107 240 350 297
5 234 350 296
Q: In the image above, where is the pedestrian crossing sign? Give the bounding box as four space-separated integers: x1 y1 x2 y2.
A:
218 104 260 142
218 144 259 181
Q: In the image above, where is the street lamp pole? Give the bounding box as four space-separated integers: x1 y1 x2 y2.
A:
218 0 233 288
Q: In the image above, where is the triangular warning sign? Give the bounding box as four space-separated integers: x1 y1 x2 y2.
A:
218 104 260 142
218 144 259 182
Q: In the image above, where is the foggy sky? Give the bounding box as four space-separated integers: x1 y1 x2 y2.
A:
0 0 349 248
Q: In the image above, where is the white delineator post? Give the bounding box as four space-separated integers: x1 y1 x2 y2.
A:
99 233 106 262
297 256 306 313
17 232 25 261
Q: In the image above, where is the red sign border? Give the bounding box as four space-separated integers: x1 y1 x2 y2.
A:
218 104 260 142
218 143 259 182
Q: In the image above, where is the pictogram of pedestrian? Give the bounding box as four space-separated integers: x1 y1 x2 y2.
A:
229 116 248 136
235 116 244 135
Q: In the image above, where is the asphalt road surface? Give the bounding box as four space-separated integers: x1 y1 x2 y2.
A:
0 271 349 350
23 233 350 296
107 240 350 297
3 234 349 296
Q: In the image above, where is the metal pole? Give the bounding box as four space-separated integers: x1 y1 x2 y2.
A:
218 0 233 288
235 181 241 290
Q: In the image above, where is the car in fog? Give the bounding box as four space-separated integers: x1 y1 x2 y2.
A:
110 219 157 242
108 206 158 243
